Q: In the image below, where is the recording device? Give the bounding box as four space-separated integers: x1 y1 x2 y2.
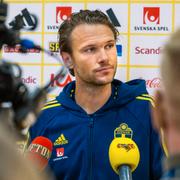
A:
26 136 53 171
0 1 68 133
109 137 140 180
0 3 37 49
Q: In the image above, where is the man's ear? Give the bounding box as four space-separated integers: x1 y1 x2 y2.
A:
61 52 74 69
152 90 167 131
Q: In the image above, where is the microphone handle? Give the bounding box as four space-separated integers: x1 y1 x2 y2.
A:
119 165 132 180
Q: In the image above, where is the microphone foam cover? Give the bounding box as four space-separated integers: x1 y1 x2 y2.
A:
109 137 140 174
26 136 53 171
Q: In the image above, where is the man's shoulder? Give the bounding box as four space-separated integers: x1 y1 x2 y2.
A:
35 99 62 122
41 99 62 111
29 99 63 137
36 99 64 123
113 79 151 107
124 93 154 110
125 93 153 128
135 93 155 107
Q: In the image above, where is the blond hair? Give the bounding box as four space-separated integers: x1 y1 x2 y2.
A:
162 29 180 89
161 29 180 128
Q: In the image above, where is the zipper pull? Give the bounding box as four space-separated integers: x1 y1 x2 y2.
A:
89 118 94 128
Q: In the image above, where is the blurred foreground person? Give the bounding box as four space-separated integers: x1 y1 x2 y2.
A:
0 124 50 180
153 29 180 180
30 9 163 180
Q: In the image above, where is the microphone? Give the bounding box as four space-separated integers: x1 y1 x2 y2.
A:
26 136 53 171
20 39 40 50
19 38 68 92
109 137 140 180
19 38 68 67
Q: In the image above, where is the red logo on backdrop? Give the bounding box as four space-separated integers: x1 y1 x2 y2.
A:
56 148 64 157
143 7 160 25
146 78 161 88
56 7 72 24
50 74 72 87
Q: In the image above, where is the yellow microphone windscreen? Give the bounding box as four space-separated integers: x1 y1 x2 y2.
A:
109 137 140 174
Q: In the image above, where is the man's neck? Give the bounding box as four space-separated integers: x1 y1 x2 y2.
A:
75 82 112 114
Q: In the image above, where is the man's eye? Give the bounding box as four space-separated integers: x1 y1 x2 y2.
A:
105 44 114 49
84 47 96 53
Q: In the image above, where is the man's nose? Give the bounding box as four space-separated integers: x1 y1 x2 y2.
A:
97 49 109 63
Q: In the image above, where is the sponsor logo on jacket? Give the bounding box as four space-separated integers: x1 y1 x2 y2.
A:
53 147 68 161
54 134 68 146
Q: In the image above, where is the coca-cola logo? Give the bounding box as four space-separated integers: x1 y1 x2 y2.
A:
146 77 161 88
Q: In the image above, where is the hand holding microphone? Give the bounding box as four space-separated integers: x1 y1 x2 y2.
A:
26 136 53 171
109 124 140 180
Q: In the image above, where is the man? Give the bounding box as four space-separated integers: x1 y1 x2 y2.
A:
30 10 163 180
152 29 180 179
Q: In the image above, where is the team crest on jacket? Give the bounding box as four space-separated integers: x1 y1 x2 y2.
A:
54 134 68 146
114 123 133 139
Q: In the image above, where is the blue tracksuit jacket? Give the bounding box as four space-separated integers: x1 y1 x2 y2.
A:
30 79 164 180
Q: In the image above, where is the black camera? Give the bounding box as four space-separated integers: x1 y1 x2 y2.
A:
0 2 39 130
0 2 67 131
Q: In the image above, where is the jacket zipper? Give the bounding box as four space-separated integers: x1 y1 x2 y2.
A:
88 117 94 180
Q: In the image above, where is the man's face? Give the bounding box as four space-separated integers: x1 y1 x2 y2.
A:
70 24 117 86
